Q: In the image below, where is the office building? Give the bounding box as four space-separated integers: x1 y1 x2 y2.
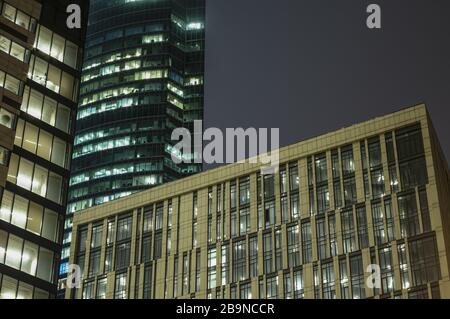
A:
0 0 88 298
66 105 450 299
60 0 205 294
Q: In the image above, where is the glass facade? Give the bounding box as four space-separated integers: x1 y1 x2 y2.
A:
60 0 205 296
0 0 88 298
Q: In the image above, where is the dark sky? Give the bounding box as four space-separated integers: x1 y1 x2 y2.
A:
204 0 450 167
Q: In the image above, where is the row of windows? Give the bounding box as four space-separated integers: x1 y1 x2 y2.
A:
0 33 30 62
7 154 65 205
33 24 79 69
0 230 56 283
0 274 51 299
14 119 69 168
0 0 37 32
28 55 78 102
0 189 61 243
21 86 72 134
0 69 23 96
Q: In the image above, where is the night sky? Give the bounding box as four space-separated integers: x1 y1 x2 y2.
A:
204 0 450 167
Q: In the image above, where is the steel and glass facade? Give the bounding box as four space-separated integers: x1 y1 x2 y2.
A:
67 105 450 299
0 0 88 298
59 0 205 292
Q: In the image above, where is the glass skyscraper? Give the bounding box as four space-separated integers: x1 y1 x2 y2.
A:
0 0 88 298
59 0 205 296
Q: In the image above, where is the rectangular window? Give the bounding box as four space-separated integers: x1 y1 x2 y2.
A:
264 201 276 228
239 177 250 206
343 177 357 206
239 208 250 235
356 205 369 249
341 209 356 254
290 193 299 220
287 225 300 268
409 236 441 286
280 168 287 194
316 218 327 259
419 189 431 233
379 247 394 294
397 243 410 289
293 269 304 299
249 236 258 277
372 201 386 245
316 185 329 215
207 248 217 289
328 214 338 257
275 229 282 271
221 245 228 286
266 276 278 299
240 282 252 299
315 154 328 183
284 273 292 299
233 240 246 282
264 174 275 199
289 164 299 191
322 262 335 299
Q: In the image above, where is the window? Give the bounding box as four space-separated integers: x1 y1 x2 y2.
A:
115 273 127 299
0 70 23 95
264 200 276 228
0 107 15 129
316 218 327 259
264 174 275 199
88 250 101 277
239 177 250 205
221 245 228 286
328 214 338 257
397 243 410 289
341 209 356 254
249 236 258 277
343 177 357 205
115 242 131 270
7 154 64 204
316 185 329 214
239 208 250 235
287 225 300 267
322 262 335 299
263 233 273 274
293 269 304 299
280 168 287 194
275 229 282 271
230 182 236 209
409 236 441 286
82 281 94 299
284 273 292 299
384 198 395 241
368 139 382 168
96 278 107 299
0 34 29 62
290 193 299 220
233 240 246 282
281 196 288 224
371 169 385 198
154 232 162 259
350 254 365 299
333 181 342 208
155 205 163 230
341 146 355 176
379 247 394 294
315 154 327 183
419 189 431 232
0 146 9 166
289 164 299 191
339 258 350 299
266 276 278 299
1 2 36 31
356 205 369 249
240 282 251 299
331 150 340 178
372 201 386 245
398 192 420 238
207 248 217 289
301 221 312 264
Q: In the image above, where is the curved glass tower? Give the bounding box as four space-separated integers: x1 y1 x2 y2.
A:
59 0 205 295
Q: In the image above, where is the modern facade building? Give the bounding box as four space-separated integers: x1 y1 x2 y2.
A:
66 104 450 299
0 0 88 298
60 0 205 294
